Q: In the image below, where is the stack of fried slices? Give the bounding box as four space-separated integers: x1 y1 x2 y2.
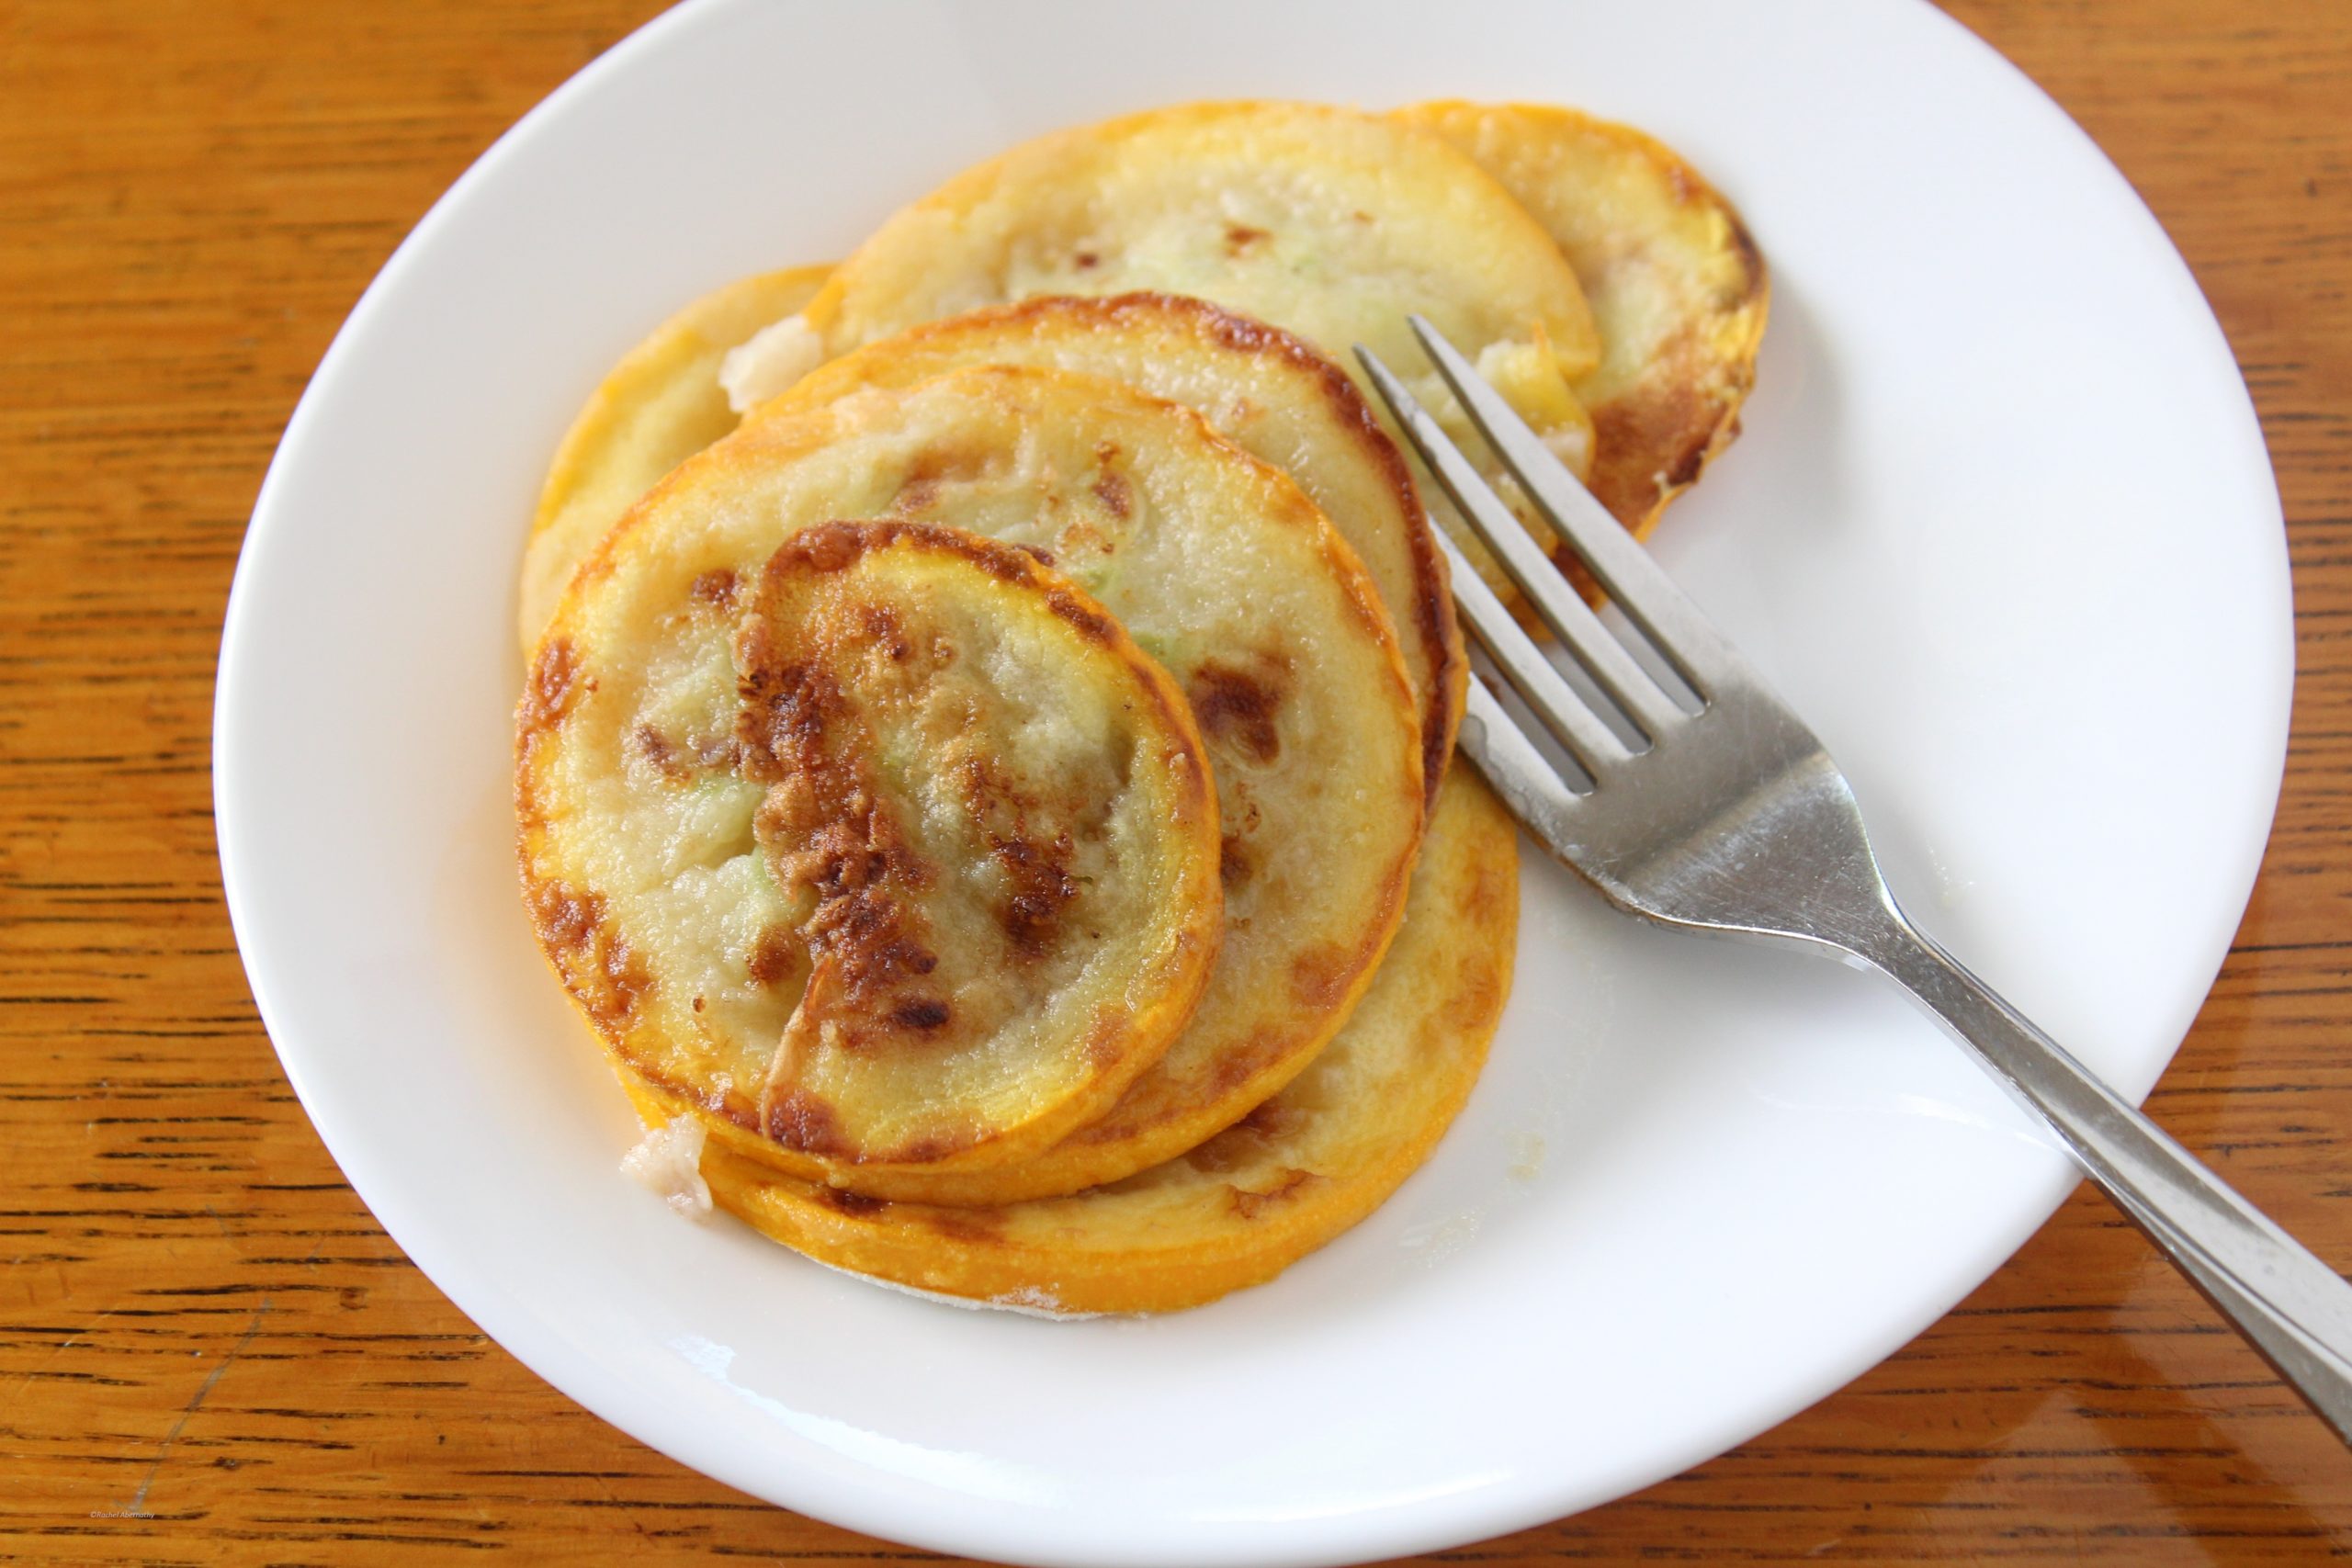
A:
515 101 1768 1314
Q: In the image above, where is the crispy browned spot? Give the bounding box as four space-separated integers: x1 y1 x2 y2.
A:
737 631 939 1010
555 889 640 1004
735 620 838 771
770 835 940 1001
1218 831 1253 889
991 830 1079 958
907 442 1002 491
1047 587 1116 644
891 998 951 1031
883 1133 960 1164
1722 207 1767 305
1193 291 1458 799
889 478 942 514
1234 1099 1305 1139
1198 1026 1286 1101
1582 185 1766 540
632 724 691 781
790 520 1115 651
746 924 801 987
1227 1168 1318 1220
858 600 912 661
918 1206 1003 1243
779 522 864 575
886 446 1002 521
1442 950 1506 1040
520 637 582 734
816 1185 889 1217
1183 1098 1306 1174
1289 942 1354 1008
1189 659 1285 764
1588 373 1721 532
1184 1134 1251 1175
527 875 599 953
1463 848 1514 921
628 1058 762 1134
526 876 652 1029
1074 249 1101 269
1080 1007 1131 1068
689 567 740 608
946 735 1103 969
1091 469 1132 519
1224 223 1271 253
765 1089 845 1156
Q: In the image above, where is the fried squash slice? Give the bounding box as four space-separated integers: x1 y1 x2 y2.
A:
779 102 1601 481
669 766 1518 1315
1393 101 1769 538
520 517 1223 1171
757 291 1464 808
532 365 1424 1198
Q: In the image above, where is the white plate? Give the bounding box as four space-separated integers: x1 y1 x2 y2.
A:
214 1 2291 1563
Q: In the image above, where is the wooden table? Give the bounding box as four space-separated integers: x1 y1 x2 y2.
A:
4 1 2346 1560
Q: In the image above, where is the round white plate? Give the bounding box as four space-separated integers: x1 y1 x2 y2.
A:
214 1 2291 1563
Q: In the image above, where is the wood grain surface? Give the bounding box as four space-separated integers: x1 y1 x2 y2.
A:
3 0 2347 1561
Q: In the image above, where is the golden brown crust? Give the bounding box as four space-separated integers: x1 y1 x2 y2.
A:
521 506 1226 1174
1391 101 1769 542
733 525 1214 1160
668 767 1519 1315
757 291 1467 811
531 366 1417 1200
524 876 652 1033
745 399 1422 1201
1577 175 1765 538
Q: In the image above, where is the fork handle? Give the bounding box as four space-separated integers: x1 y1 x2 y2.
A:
1852 907 2352 1445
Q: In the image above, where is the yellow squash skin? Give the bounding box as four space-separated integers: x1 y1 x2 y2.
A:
1394 102 1769 540
672 766 1517 1316
520 265 832 649
520 517 1224 1171
759 291 1464 809
544 366 1424 1200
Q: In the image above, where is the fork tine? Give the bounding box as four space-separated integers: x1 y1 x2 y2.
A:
1428 513 1630 778
1355 347 1689 742
1458 679 1588 839
1350 353 1627 774
1404 313 1735 700
1355 346 1687 744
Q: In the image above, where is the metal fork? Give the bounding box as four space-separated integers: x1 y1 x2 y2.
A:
1358 317 2352 1445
